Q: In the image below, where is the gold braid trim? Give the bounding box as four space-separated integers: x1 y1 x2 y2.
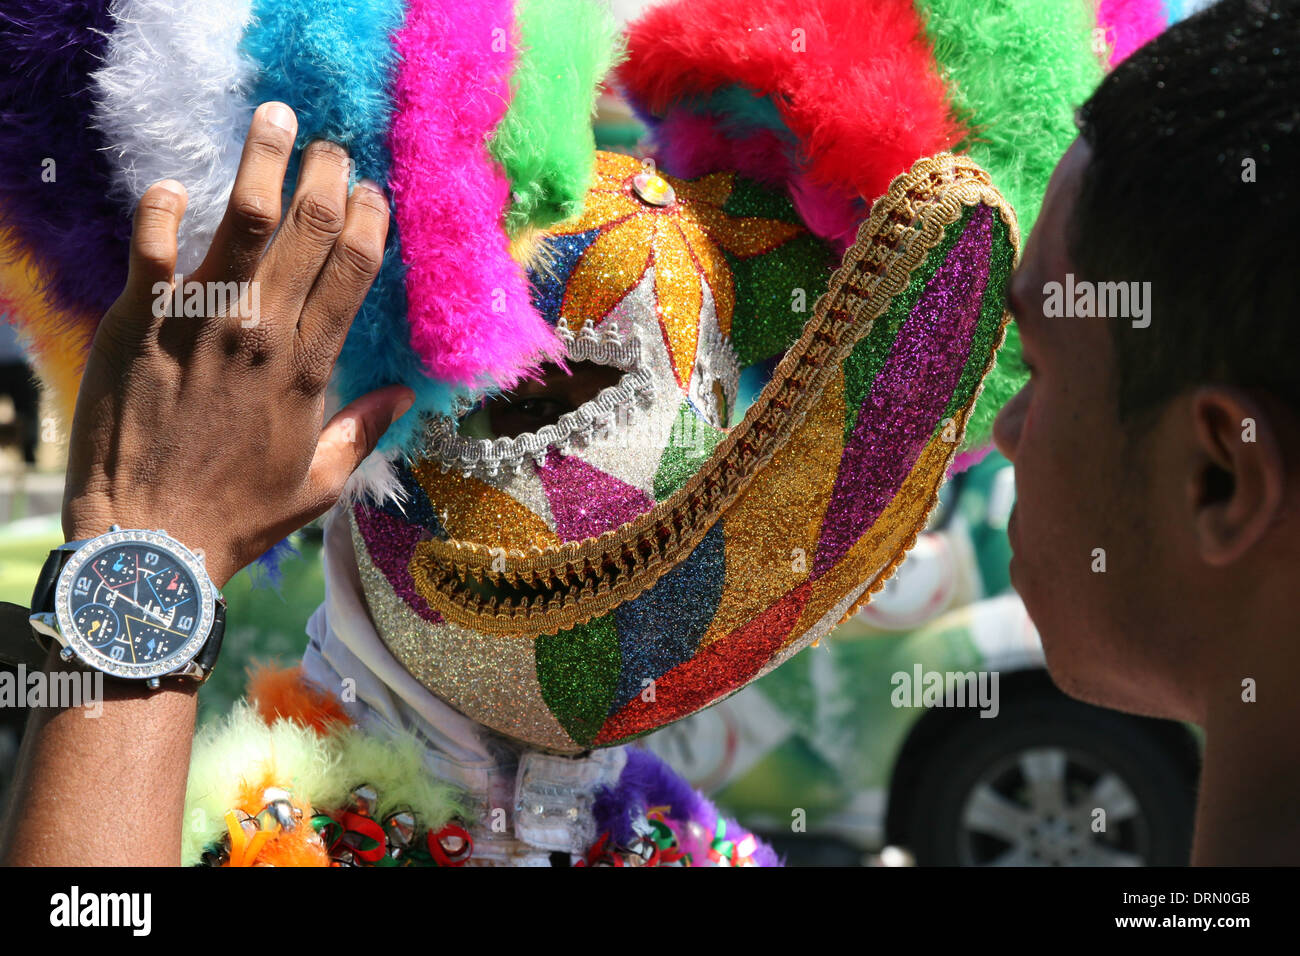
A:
407 153 1020 637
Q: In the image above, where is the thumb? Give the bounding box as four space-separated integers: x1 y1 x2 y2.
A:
107 179 189 340
307 385 416 506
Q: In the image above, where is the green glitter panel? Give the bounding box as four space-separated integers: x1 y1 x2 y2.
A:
841 205 979 446
721 172 805 224
723 177 835 367
535 614 622 747
652 400 727 501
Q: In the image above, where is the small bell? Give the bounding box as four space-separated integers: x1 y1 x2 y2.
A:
349 784 378 818
384 809 417 849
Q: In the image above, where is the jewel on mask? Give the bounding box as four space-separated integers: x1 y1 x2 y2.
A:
633 169 675 207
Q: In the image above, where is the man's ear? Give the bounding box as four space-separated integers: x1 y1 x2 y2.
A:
1187 386 1285 566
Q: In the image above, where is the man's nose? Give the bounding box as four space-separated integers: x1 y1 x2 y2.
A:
993 386 1027 463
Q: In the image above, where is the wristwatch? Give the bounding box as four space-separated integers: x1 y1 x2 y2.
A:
24 526 227 687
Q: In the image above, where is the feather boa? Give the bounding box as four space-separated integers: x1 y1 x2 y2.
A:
592 747 781 866
618 0 962 250
183 693 464 866
386 0 563 394
491 0 624 240
90 0 258 276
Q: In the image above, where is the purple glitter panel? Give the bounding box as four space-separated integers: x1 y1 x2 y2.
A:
536 448 655 542
354 504 443 623
812 204 993 577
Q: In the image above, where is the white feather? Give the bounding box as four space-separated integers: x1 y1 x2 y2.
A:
342 450 409 509
90 0 257 275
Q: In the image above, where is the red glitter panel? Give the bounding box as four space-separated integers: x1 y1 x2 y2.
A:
594 580 813 744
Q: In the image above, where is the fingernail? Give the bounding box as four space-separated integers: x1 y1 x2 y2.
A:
155 179 186 198
356 177 384 196
390 391 415 424
262 101 296 133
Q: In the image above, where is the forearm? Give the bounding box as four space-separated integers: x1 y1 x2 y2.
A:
0 643 197 866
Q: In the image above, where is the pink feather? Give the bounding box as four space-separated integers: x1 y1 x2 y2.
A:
387 0 563 388
1097 0 1168 67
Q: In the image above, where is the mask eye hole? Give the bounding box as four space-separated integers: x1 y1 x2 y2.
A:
457 361 627 439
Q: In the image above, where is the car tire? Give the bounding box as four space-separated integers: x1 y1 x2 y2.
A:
898 687 1196 866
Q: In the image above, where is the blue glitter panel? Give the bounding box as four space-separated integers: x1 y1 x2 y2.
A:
608 522 726 715
528 229 602 326
377 459 448 540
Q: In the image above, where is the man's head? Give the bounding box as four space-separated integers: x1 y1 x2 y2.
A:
995 0 1300 723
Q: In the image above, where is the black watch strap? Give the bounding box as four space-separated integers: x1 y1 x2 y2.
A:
0 601 45 668
194 599 227 682
31 545 76 621
0 546 76 666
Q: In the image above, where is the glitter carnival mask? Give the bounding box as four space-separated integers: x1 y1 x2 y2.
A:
350 152 1019 752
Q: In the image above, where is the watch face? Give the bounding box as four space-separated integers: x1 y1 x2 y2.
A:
56 530 213 680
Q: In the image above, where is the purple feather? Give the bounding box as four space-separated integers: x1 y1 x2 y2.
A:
593 747 781 864
0 2 130 317
594 747 706 845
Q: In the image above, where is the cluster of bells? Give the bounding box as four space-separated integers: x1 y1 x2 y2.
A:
576 813 758 867
202 784 475 867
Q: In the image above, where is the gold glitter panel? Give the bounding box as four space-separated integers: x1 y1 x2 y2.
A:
559 215 655 336
412 458 559 551
699 367 847 648
350 512 580 754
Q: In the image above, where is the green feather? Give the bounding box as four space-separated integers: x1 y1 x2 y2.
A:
491 0 624 236
916 0 1105 449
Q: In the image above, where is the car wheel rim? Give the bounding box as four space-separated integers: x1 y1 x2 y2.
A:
956 745 1149 866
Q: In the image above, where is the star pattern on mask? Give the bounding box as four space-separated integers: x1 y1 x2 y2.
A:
549 152 804 388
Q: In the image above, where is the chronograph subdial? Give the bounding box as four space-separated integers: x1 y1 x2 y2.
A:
123 615 191 665
73 603 122 649
147 567 194 611
91 550 139 589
